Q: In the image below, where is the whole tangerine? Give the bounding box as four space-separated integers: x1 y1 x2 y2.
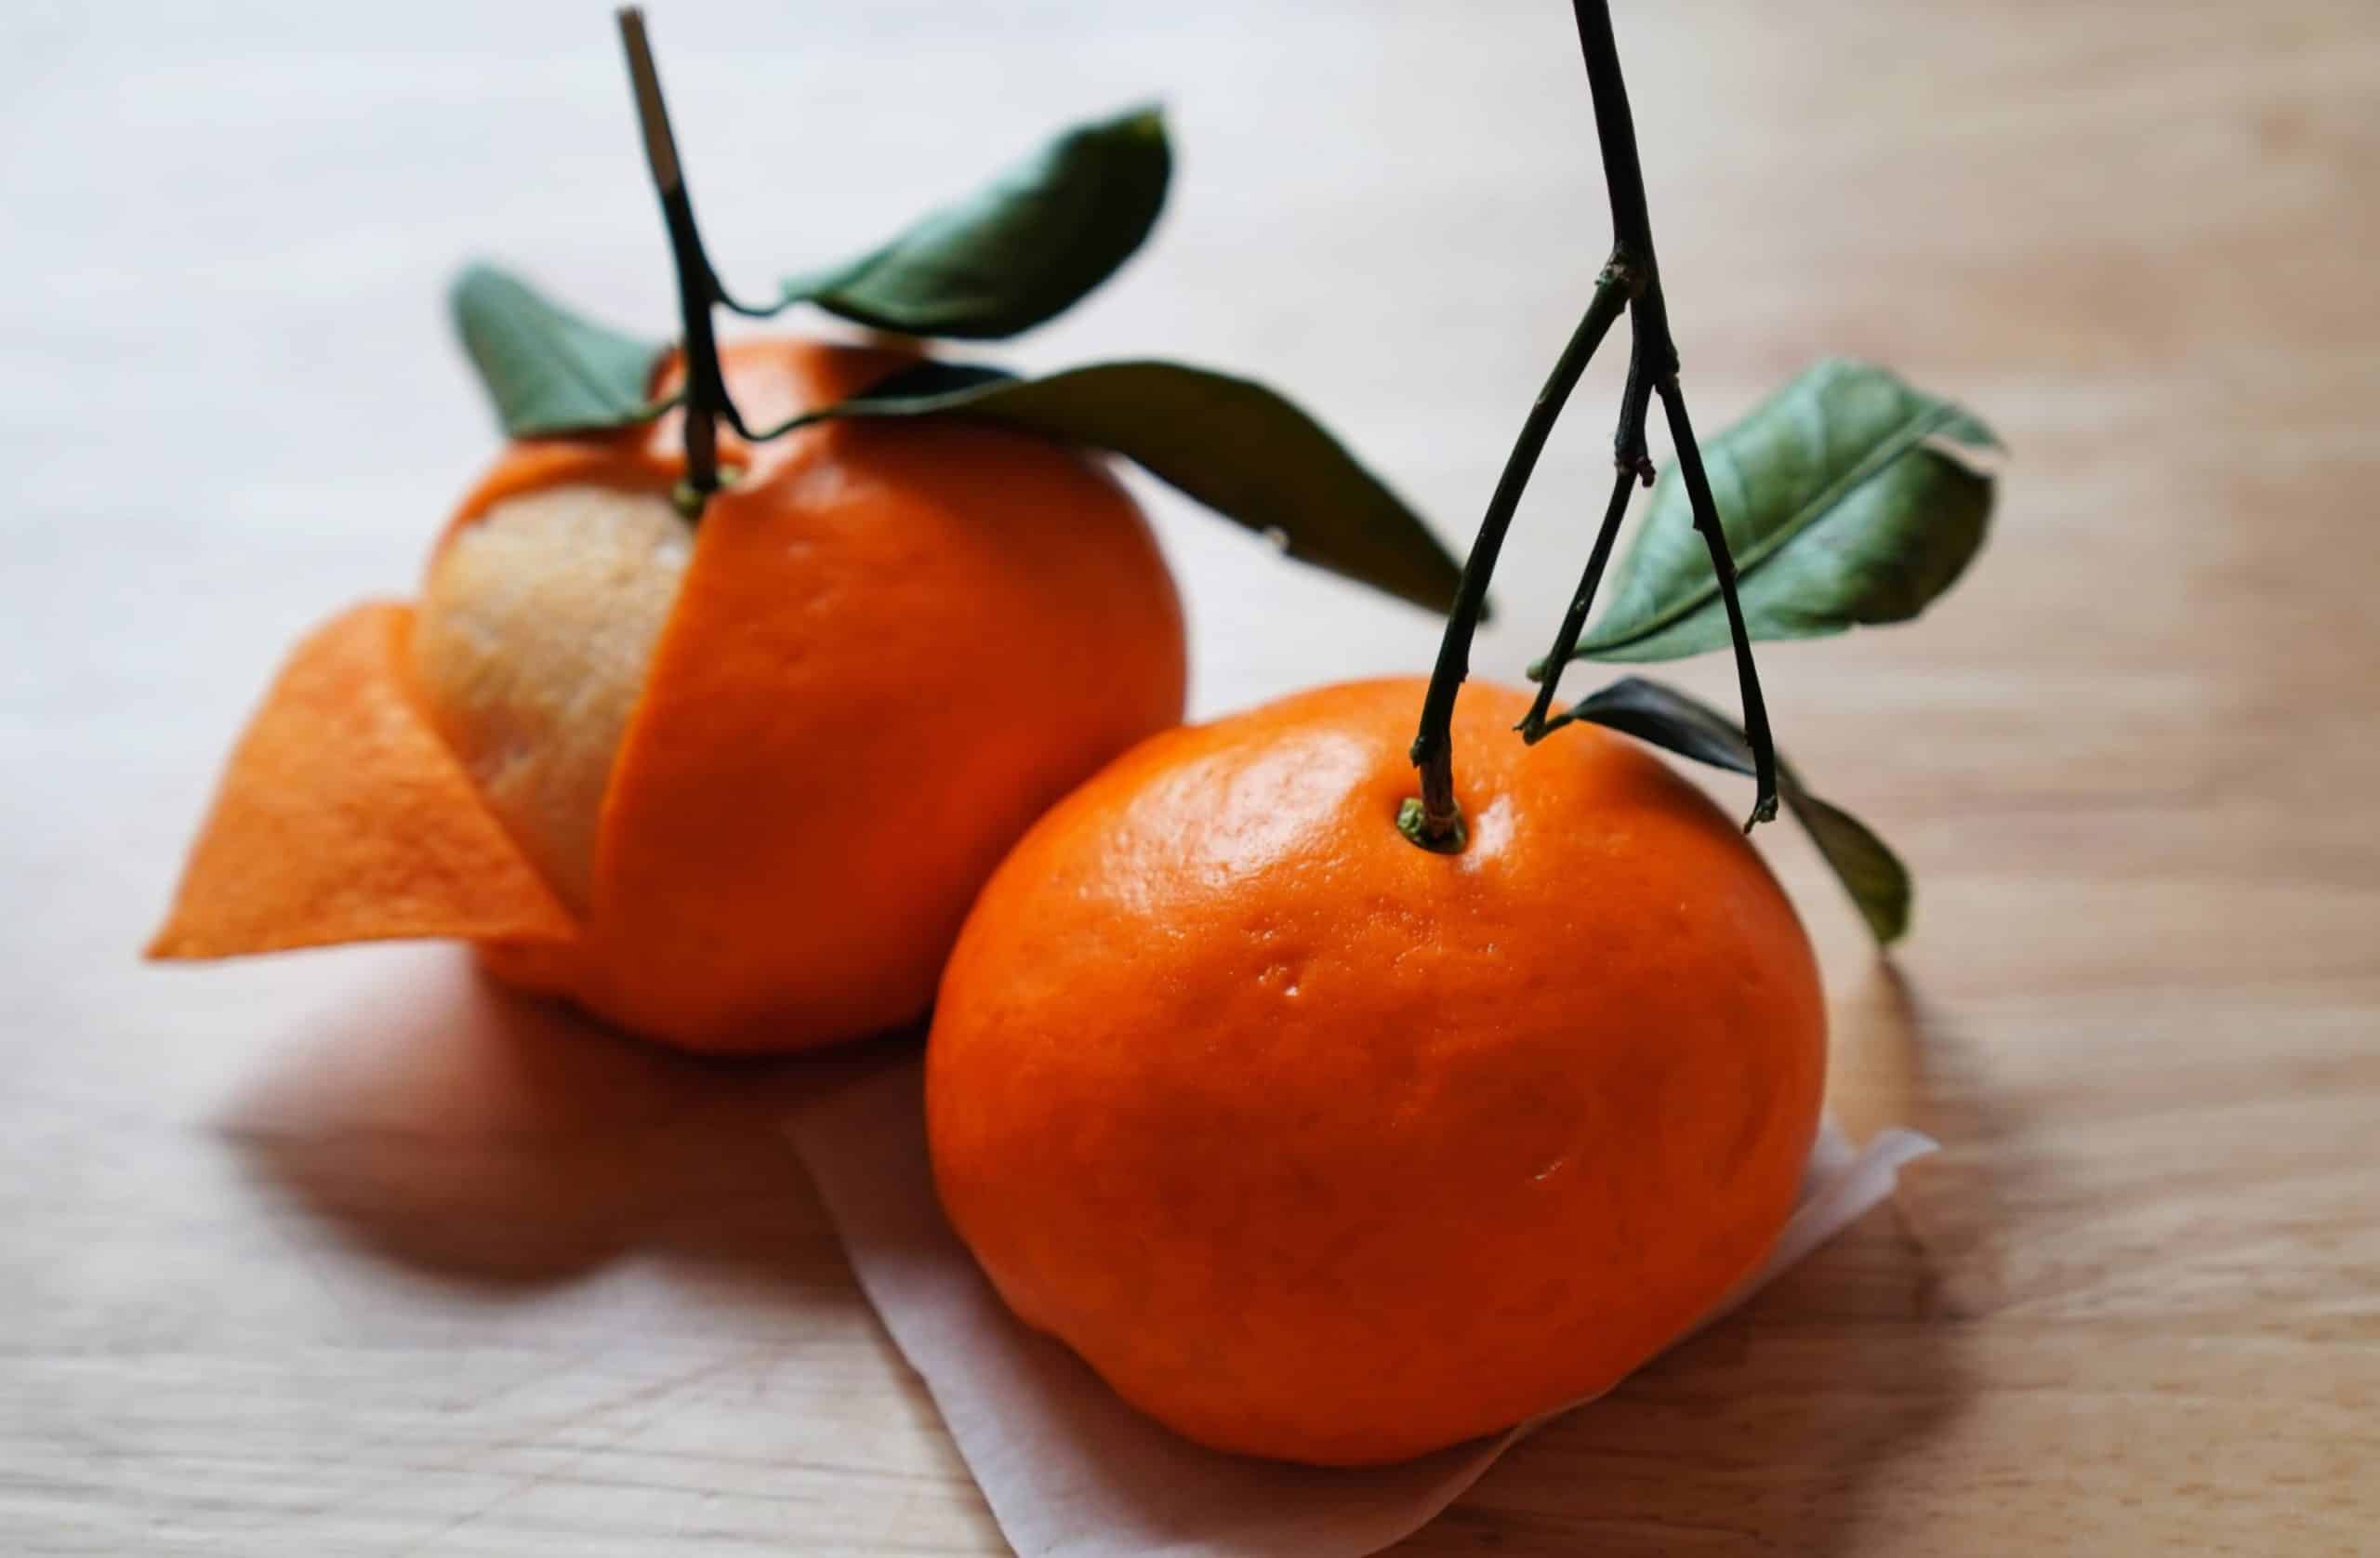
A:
925 677 1824 1465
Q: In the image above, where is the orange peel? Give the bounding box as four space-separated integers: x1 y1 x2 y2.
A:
148 602 575 958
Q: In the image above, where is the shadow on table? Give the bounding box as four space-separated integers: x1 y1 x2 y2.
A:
1391 963 2017 1556
219 945 898 1301
222 949 2016 1557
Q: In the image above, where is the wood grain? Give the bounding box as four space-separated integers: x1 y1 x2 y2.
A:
3 1 2375 1552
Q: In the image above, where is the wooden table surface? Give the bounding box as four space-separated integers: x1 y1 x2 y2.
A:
7 1 2376 1552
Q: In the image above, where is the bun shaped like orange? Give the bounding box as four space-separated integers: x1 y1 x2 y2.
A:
152 338 1187 1053
925 678 1824 1465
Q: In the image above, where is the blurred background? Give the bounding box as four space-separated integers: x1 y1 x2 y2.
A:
10 2 2373 940
10 1 2372 759
5 3 2375 1552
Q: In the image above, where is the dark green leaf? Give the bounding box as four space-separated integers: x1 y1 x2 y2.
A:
1561 674 1763 778
783 358 1463 614
449 264 669 438
774 105 1170 341
1574 359 1999 663
1561 676 1912 944
1787 790 1911 944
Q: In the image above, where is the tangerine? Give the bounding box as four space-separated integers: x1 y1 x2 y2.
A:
925 677 1824 1465
152 337 1187 1053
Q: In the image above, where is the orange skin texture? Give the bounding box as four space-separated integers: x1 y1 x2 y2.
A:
926 678 1826 1466
147 603 575 957
153 339 1188 1054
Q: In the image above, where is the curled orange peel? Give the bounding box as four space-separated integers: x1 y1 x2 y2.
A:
146 602 577 958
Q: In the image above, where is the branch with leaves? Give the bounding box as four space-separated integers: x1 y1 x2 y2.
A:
449 7 1465 614
1402 0 2001 945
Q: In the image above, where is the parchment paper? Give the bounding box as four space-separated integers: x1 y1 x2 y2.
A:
788 1059 1933 1558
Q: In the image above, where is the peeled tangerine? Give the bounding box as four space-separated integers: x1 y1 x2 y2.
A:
150 339 1186 1052
926 678 1826 1466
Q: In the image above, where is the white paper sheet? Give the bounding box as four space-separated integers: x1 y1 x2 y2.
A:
788 1058 1933 1558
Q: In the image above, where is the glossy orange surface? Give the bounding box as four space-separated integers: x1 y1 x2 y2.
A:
926 678 1826 1465
156 339 1189 1053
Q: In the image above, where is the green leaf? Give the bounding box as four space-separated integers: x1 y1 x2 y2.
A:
779 358 1464 614
1572 358 1999 664
449 264 669 438
1786 790 1911 945
773 105 1170 341
1560 676 1911 944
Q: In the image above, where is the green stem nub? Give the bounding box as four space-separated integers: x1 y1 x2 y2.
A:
1396 797 1466 855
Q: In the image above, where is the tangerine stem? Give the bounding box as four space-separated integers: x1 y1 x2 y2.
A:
617 7 745 515
1517 463 1636 743
1517 339 1652 739
1407 1 1782 841
1405 261 1632 850
1569 0 1778 825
